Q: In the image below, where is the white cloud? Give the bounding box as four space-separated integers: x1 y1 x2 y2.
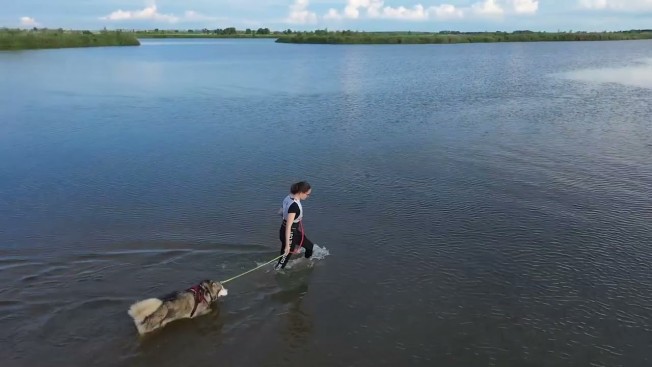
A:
379 4 429 20
325 0 384 20
471 0 504 16
579 0 609 9
101 2 179 23
579 0 652 12
100 1 220 24
356 0 385 18
324 0 538 21
325 0 459 20
286 0 318 24
20 16 39 27
579 0 652 10
324 8 344 20
510 0 539 14
429 4 465 20
373 3 466 20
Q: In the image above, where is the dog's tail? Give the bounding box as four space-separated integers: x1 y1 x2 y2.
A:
128 298 162 334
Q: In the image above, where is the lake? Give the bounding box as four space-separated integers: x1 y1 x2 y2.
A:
1 38 651 367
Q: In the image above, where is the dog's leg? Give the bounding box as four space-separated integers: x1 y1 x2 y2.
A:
141 305 171 333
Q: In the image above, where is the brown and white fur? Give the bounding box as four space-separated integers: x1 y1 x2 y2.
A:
127 279 228 335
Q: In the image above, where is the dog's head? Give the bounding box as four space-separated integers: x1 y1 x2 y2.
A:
199 279 228 302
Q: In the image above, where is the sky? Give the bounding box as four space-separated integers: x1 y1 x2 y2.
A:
2 0 652 32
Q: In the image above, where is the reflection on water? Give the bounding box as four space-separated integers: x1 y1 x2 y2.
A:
558 58 652 89
274 273 314 350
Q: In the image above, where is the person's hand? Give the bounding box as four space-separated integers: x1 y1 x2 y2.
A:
283 244 291 256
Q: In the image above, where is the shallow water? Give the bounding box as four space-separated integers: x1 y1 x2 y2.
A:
1 38 651 366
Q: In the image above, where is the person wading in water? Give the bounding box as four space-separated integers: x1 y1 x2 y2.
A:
275 181 314 270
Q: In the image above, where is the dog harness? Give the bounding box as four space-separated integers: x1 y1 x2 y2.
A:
188 284 209 318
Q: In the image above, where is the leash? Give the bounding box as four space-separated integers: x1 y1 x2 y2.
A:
221 220 309 283
292 221 305 254
220 255 283 284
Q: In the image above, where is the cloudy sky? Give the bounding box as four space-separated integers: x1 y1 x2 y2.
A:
4 0 652 32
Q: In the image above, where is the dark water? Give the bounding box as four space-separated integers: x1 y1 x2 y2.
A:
1 38 651 367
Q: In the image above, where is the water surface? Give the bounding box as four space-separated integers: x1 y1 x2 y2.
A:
1 38 651 367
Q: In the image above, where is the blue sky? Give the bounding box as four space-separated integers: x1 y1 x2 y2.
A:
3 0 652 32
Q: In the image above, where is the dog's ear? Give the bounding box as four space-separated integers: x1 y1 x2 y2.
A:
198 280 211 292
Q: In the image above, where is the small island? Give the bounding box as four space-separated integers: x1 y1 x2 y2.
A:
0 28 140 51
275 29 652 44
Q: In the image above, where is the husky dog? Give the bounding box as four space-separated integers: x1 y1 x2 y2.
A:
128 279 228 335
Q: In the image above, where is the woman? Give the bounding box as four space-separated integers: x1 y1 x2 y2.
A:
275 181 314 270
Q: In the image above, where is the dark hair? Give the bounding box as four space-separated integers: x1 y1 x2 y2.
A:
290 181 311 194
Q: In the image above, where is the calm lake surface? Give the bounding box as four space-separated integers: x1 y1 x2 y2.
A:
1 38 651 367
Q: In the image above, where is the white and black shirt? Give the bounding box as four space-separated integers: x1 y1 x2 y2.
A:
282 195 303 224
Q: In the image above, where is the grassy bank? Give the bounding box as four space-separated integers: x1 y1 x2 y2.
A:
276 30 652 44
0 28 140 50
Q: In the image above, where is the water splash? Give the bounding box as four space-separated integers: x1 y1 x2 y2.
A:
309 244 331 260
275 244 330 271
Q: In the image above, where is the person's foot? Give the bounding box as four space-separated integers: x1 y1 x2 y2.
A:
274 257 285 270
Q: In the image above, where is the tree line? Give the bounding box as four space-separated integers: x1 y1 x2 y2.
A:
275 29 652 44
0 28 139 50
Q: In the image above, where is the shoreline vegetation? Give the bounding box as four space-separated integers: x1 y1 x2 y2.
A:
0 28 139 50
2 27 652 50
274 29 652 44
130 28 652 44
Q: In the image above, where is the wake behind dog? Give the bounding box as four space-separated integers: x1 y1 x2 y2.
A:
128 279 228 335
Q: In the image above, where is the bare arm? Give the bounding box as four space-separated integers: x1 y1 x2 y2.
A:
284 212 296 256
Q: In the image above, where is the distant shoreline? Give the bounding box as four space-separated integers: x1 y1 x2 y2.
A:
0 29 139 51
275 30 652 45
3 28 652 50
